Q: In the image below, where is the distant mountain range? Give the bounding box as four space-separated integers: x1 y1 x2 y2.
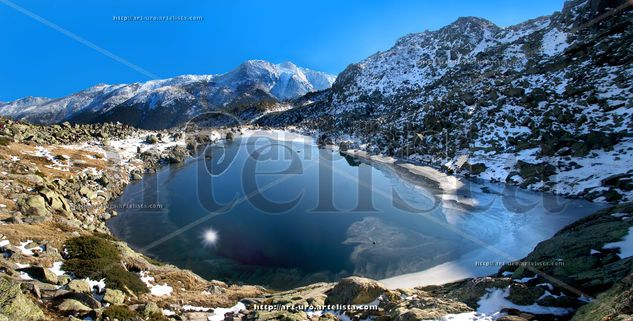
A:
0 60 335 129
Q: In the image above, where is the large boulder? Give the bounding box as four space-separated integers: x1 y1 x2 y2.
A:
39 188 70 214
145 134 158 144
165 146 188 164
56 299 91 313
516 160 556 180
24 195 49 217
325 277 385 305
0 278 44 320
395 308 444 321
103 289 125 305
79 186 96 200
18 266 58 285
54 292 101 309
66 280 91 293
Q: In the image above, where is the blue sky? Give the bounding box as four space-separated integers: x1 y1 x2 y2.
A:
1 0 564 101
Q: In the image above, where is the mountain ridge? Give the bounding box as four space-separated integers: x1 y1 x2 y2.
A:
256 0 633 203
0 60 335 129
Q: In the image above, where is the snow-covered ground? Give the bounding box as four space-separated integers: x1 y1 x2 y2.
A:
61 130 187 174
451 138 633 202
439 286 573 320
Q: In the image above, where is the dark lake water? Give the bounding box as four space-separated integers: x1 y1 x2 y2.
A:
108 131 603 289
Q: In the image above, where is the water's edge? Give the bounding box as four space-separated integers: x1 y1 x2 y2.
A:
107 130 604 290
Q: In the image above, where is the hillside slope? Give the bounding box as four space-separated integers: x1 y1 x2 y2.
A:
258 0 633 202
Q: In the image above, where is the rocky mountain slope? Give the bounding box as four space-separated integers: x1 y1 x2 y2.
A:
0 61 335 130
258 0 633 203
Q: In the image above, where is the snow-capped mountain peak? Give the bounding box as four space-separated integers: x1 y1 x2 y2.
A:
0 60 336 128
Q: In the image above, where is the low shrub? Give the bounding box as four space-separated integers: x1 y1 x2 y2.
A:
63 236 148 294
102 266 149 294
64 236 119 260
102 305 141 321
0 136 11 146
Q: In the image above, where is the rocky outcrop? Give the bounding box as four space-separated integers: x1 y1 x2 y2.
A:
66 280 91 293
421 277 512 309
0 118 135 146
0 278 44 321
571 273 633 321
500 203 633 295
325 277 385 305
56 299 92 314
417 203 633 320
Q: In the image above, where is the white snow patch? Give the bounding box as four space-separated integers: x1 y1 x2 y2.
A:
50 261 65 276
31 146 70 171
162 309 176 316
182 305 212 312
17 240 42 256
437 312 495 320
86 278 106 293
207 302 246 321
477 287 573 316
541 28 569 56
603 226 633 258
612 212 629 219
537 283 555 291
140 271 173 297
514 275 537 283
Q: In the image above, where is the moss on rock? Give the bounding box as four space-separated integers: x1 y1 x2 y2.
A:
0 278 44 321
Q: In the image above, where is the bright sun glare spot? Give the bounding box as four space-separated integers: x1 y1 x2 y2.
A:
202 228 219 246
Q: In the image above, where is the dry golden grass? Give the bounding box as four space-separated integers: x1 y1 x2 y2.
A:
0 222 71 250
0 143 109 180
136 268 269 308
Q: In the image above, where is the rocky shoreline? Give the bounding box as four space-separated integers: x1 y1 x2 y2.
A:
0 118 268 321
0 118 632 321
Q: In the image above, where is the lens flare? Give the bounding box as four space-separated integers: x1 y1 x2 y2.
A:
202 228 219 246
